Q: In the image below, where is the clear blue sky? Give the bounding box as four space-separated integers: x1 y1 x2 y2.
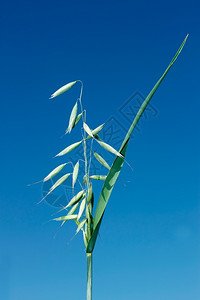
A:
0 0 199 299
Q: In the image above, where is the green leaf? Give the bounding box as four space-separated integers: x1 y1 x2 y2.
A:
68 102 78 133
83 122 94 137
66 190 85 208
86 34 188 254
54 214 78 221
76 218 87 234
50 81 77 99
93 152 110 170
55 141 82 157
72 161 79 188
96 140 124 158
77 198 86 220
43 163 67 182
89 175 107 181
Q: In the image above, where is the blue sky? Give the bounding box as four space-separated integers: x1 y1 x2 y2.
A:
0 0 199 299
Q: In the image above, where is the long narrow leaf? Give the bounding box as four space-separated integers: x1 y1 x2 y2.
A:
86 34 188 253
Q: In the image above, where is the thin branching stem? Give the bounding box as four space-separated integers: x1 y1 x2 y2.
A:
77 81 93 300
78 81 90 195
88 138 94 178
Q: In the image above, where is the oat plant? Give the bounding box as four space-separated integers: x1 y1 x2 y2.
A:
37 35 188 300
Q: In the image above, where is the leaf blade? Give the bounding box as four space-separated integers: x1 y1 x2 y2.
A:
86 35 188 253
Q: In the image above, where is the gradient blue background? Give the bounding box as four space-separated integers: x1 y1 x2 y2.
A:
0 0 199 299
